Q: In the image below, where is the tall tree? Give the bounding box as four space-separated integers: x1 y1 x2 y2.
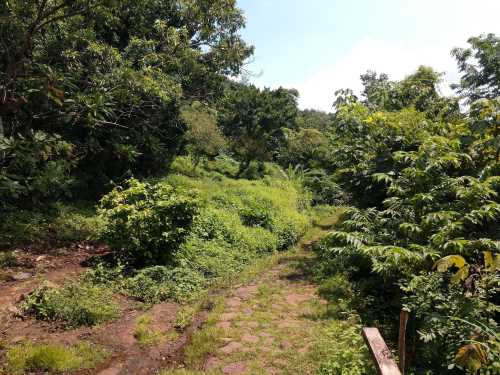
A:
0 0 253 205
452 33 500 103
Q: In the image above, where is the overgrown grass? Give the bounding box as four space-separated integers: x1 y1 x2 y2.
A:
3 341 107 375
175 305 196 330
310 318 376 375
0 202 103 250
184 298 226 369
21 280 119 327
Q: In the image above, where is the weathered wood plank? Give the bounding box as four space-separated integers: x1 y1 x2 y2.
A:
362 327 402 375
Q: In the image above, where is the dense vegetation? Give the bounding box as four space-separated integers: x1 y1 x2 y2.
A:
1 1 498 374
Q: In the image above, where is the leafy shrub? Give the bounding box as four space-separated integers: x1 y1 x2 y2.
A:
0 131 75 208
176 238 250 279
99 179 198 265
304 169 349 205
4 341 107 375
124 266 206 303
401 272 498 372
21 281 118 327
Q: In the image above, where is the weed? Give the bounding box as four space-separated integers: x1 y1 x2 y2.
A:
124 266 206 303
4 341 107 375
134 315 166 347
0 203 103 250
310 318 376 375
175 305 196 330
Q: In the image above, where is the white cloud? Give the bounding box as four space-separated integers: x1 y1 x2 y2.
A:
286 0 500 111
292 38 458 111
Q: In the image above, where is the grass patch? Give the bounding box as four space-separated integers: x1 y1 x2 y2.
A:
310 318 376 375
3 341 107 375
183 297 226 369
134 314 168 347
21 280 119 327
0 202 103 250
175 305 196 330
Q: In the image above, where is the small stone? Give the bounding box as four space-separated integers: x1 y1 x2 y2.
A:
205 356 222 370
220 312 236 322
227 297 242 308
222 361 247 375
219 341 243 354
216 322 231 330
10 272 32 281
35 255 46 262
241 333 259 343
266 367 281 374
7 305 21 316
280 341 292 350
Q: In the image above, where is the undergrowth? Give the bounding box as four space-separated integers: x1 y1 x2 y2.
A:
21 281 118 327
2 341 107 375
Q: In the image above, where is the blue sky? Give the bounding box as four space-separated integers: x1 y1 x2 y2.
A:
236 0 500 111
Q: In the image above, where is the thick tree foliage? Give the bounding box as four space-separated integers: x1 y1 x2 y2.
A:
0 0 252 205
218 82 298 171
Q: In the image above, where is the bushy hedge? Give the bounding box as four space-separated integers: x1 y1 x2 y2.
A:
98 179 198 265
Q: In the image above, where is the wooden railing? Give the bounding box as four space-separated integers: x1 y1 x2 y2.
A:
362 310 410 375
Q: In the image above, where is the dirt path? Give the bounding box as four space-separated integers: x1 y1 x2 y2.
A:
165 247 330 375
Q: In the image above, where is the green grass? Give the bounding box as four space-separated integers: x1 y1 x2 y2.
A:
310 318 376 375
175 305 196 330
134 314 169 347
3 341 107 375
0 202 103 250
21 280 119 327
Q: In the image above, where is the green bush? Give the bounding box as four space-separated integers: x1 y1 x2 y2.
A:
99 178 198 265
124 266 206 303
4 341 107 375
21 281 118 327
318 274 353 302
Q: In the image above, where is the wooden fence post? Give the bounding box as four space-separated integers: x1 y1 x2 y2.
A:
362 327 402 375
398 310 410 374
